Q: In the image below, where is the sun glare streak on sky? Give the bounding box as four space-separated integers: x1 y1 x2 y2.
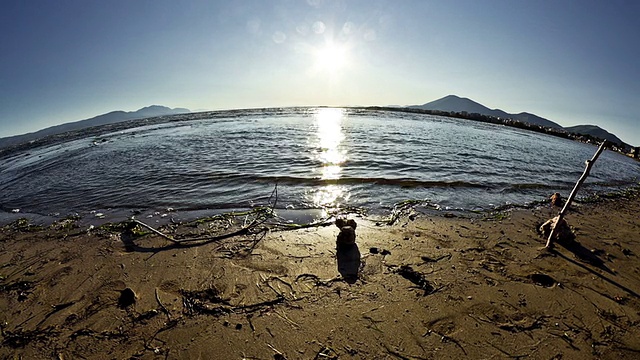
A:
0 0 639 145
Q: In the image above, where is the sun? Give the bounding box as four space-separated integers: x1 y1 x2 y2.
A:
313 42 349 73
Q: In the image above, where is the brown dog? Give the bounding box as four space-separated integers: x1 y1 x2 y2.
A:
550 192 562 207
335 218 357 248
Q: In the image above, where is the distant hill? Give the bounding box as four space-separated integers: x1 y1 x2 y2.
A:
0 105 191 149
410 95 563 129
408 95 634 147
564 125 625 146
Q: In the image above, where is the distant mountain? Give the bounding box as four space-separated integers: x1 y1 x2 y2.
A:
0 105 190 149
410 95 563 129
408 95 634 147
564 125 625 146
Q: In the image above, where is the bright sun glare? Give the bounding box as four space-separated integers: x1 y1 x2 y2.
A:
314 42 348 73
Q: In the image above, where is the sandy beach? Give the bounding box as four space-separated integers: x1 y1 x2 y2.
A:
1 191 639 359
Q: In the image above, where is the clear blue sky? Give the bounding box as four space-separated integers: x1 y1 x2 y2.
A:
1 0 638 145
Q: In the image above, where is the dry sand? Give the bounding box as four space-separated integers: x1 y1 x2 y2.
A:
1 192 639 359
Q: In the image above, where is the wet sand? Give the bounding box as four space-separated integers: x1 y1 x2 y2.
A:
1 192 639 359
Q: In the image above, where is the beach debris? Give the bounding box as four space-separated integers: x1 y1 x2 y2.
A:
1 218 43 232
369 247 391 255
7 218 43 232
180 286 284 317
539 216 575 244
247 314 256 331
422 328 468 355
335 218 357 248
118 287 136 308
421 253 452 263
1 327 60 348
295 273 343 287
550 192 563 207
128 185 279 247
180 287 230 316
386 199 421 225
545 140 607 248
613 296 627 304
11 208 20 213
155 288 171 321
69 328 128 341
267 343 286 360
396 265 434 295
0 280 35 301
382 343 426 360
134 309 159 322
314 346 338 359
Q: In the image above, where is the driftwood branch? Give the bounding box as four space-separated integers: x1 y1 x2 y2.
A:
128 184 345 248
546 141 607 248
155 288 171 321
132 218 255 245
131 185 278 245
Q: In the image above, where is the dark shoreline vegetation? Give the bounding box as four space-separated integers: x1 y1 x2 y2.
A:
1 106 638 160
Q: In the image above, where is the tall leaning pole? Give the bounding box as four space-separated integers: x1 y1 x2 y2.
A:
545 140 608 249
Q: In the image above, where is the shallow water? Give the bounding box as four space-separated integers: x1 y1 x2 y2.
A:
0 107 638 223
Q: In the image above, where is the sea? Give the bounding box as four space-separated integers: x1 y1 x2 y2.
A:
1 107 638 225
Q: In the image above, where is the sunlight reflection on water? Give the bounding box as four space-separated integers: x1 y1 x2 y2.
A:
311 108 348 209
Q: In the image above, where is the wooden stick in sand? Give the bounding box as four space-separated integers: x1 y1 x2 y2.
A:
545 140 607 248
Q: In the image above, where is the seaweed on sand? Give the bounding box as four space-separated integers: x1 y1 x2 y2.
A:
180 287 231 316
1 327 60 348
179 286 286 317
396 265 434 295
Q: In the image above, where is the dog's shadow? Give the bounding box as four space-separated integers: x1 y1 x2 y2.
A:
336 244 361 284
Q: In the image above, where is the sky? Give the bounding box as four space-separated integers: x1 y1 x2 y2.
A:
1 0 638 145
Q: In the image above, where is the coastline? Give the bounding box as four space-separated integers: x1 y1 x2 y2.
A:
2 108 639 228
1 193 639 359
1 106 637 161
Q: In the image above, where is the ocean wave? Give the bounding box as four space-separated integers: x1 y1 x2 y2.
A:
204 173 488 188
503 183 565 191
